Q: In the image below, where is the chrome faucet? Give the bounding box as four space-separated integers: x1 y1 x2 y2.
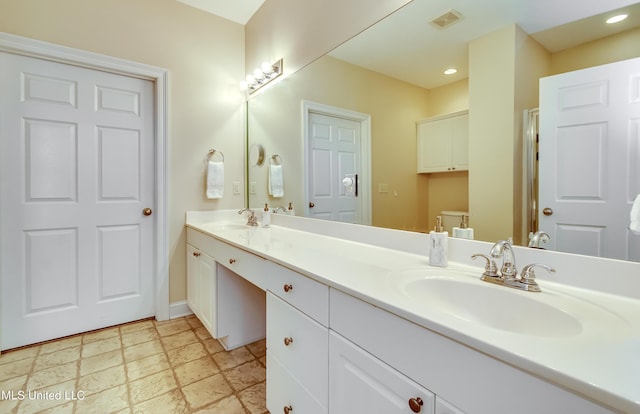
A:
528 230 550 249
472 238 556 292
505 263 556 292
490 238 518 279
237 208 258 226
273 206 287 214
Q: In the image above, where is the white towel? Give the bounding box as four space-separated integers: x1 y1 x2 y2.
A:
268 164 284 198
206 161 224 199
631 194 640 234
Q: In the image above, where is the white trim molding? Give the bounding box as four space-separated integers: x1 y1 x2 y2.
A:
0 32 170 321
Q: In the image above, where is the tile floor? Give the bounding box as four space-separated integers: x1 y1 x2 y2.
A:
0 316 268 413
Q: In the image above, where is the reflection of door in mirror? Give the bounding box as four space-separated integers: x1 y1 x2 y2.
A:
303 102 372 224
307 112 361 222
539 57 640 262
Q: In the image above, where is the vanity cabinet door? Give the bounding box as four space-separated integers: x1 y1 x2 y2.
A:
267 354 326 414
186 243 217 337
329 331 435 414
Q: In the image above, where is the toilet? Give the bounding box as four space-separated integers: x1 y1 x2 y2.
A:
440 210 469 233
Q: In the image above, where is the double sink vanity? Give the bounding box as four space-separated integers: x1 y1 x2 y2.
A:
185 210 640 414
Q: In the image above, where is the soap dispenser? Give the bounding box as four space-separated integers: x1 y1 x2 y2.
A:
287 202 295 216
429 216 448 267
262 203 271 227
452 214 474 240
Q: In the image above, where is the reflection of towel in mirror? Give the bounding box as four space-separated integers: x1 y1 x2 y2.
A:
269 164 284 198
206 161 224 199
631 194 640 234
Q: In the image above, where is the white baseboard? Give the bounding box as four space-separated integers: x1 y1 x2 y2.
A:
169 300 193 319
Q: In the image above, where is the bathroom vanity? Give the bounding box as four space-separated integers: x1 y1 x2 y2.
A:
185 210 640 414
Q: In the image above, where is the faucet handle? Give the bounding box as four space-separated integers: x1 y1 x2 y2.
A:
471 254 498 278
515 263 556 292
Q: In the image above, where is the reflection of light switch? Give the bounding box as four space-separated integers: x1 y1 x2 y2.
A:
233 182 241 195
249 181 257 194
378 183 389 193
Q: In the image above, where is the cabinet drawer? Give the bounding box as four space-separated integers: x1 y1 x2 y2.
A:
267 354 327 414
267 292 328 402
330 331 434 414
214 238 266 290
264 260 329 326
187 228 266 290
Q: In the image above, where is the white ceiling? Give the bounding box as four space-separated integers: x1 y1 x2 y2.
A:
177 0 640 89
329 0 640 89
176 0 265 24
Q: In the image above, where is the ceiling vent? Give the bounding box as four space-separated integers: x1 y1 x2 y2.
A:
429 9 463 30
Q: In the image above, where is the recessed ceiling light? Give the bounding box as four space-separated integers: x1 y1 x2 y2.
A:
606 14 628 24
444 68 458 75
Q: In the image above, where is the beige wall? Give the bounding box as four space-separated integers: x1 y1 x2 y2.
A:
550 27 640 74
245 0 412 79
468 25 518 243
0 0 246 304
248 55 431 231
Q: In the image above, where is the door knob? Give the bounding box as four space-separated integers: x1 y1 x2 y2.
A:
543 207 553 216
142 208 153 216
408 397 424 412
308 202 315 208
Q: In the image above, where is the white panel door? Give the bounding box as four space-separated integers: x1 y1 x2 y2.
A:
0 52 155 349
307 112 362 223
539 57 640 261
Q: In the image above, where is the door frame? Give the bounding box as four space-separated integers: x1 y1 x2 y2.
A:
0 32 169 321
302 100 372 225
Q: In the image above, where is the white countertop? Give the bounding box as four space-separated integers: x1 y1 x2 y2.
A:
186 211 640 413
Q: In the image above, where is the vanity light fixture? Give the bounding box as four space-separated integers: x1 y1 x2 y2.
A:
444 68 458 75
240 59 283 94
606 13 628 24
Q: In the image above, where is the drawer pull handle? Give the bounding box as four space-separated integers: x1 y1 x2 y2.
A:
284 337 294 346
229 258 236 264
283 284 293 293
284 405 293 414
408 397 424 413
192 252 200 257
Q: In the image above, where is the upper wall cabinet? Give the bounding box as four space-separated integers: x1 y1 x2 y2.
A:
417 110 469 173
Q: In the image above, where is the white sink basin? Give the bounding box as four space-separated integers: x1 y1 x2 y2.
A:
401 276 582 337
208 223 253 231
386 267 629 339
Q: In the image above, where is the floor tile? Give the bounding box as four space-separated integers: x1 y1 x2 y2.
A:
2 316 268 413
173 356 219 387
181 374 233 410
129 369 177 404
212 347 255 371
132 389 189 414
125 352 171 381
166 342 208 367
225 360 266 392
80 349 123 376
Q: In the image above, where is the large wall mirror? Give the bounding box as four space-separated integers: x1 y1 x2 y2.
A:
247 0 640 261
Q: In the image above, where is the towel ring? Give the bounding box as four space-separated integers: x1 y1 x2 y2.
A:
207 149 224 162
270 154 282 166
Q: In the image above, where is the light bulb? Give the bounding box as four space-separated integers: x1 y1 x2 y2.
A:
261 61 273 75
246 74 255 84
253 68 265 80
